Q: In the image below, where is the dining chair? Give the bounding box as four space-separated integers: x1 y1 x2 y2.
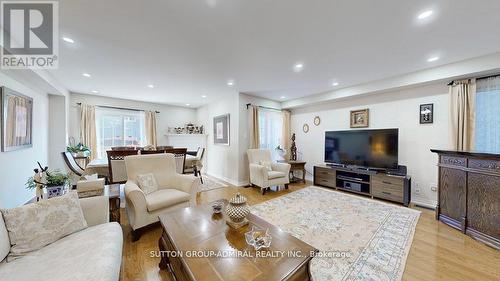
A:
106 150 139 184
165 148 187 174
184 147 205 183
61 152 85 177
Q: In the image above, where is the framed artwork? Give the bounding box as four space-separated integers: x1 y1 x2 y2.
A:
1 87 33 152
213 114 230 145
420 103 433 124
350 108 369 128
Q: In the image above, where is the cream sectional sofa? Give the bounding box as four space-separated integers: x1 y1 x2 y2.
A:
0 196 123 281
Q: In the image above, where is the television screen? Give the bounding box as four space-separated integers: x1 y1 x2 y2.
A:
325 129 398 169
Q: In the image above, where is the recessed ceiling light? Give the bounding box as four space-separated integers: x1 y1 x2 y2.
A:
201 95 207 98
332 82 339 86
427 56 439 62
62 37 74 43
227 80 234 86
280 96 286 99
186 103 190 106
91 90 99 94
82 73 91 78
147 84 154 88
293 63 304 72
417 10 433 20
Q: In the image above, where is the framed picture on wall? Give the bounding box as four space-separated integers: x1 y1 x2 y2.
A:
420 103 433 124
213 114 230 145
1 86 33 152
350 108 369 128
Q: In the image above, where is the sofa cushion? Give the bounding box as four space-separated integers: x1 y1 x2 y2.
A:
1 192 87 261
136 173 159 195
0 213 9 263
0 222 122 281
268 171 286 180
145 189 190 212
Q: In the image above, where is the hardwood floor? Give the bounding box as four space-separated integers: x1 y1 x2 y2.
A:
121 182 500 281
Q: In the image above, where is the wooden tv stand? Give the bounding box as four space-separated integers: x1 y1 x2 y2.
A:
313 164 411 206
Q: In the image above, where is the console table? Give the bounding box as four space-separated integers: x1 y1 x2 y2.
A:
313 165 411 206
431 149 500 250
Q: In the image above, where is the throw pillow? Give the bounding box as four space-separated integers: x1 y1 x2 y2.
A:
137 173 159 195
259 160 273 171
1 192 88 261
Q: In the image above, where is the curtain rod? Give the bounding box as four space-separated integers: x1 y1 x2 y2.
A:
447 73 500 86
245 103 282 111
76 103 160 113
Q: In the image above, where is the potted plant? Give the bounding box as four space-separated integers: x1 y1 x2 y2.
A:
66 142 91 157
26 167 70 199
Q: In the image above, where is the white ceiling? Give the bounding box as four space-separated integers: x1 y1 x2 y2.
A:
51 0 500 108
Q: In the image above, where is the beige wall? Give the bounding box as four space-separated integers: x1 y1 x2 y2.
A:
290 83 450 207
0 72 49 209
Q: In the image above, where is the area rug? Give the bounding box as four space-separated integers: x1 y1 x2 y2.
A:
198 175 228 192
250 186 420 281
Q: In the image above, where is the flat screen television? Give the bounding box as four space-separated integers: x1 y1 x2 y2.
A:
325 129 399 169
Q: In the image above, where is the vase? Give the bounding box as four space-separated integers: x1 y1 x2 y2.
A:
46 185 66 198
225 193 250 229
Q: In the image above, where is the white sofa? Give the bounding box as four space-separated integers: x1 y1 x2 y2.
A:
247 149 291 195
124 154 200 240
0 196 123 281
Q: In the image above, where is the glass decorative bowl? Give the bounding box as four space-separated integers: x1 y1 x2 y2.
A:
211 201 224 214
245 226 272 250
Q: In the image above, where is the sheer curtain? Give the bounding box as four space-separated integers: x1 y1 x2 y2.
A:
475 75 500 152
258 109 283 161
95 107 146 158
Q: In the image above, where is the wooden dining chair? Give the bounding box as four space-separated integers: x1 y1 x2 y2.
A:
106 150 139 184
165 148 187 174
61 152 85 177
140 150 165 155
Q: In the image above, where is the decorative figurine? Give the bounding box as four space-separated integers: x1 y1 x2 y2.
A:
290 133 297 161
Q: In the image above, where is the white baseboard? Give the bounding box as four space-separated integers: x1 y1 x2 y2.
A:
206 172 249 187
411 199 436 209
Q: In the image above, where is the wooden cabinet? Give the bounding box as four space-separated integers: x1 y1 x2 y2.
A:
313 165 411 206
432 149 500 250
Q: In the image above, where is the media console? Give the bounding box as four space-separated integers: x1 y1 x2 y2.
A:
313 164 411 206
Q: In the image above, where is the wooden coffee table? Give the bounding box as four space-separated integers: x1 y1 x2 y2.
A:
158 200 317 281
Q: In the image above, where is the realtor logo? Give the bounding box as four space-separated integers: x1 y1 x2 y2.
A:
1 1 58 69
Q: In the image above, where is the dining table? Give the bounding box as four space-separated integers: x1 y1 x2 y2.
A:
84 158 109 178
84 151 198 178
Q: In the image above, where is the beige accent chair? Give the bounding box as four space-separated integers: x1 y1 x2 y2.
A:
124 154 200 241
247 149 291 195
0 196 122 281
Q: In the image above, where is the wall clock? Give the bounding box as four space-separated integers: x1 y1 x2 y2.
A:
303 124 309 133
313 116 321 126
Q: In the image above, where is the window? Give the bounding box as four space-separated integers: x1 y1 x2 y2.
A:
95 107 146 158
258 109 283 160
475 75 500 153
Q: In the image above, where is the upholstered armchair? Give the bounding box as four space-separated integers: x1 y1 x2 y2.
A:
124 154 200 240
247 149 291 195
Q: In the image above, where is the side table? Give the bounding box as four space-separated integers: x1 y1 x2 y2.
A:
279 160 307 183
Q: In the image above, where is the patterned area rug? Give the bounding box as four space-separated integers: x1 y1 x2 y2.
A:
198 175 228 192
250 186 420 281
